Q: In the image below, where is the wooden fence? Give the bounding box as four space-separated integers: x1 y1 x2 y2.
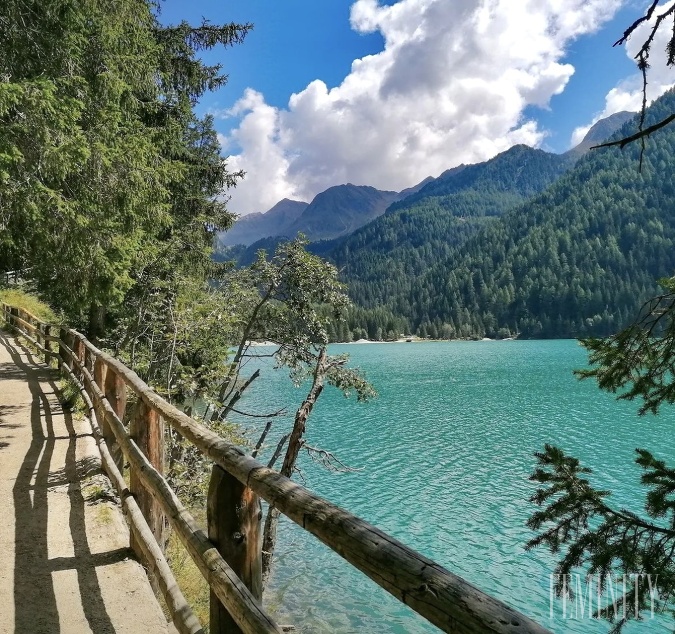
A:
1 302 553 634
2 269 23 285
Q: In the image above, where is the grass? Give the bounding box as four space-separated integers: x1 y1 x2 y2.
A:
0 287 59 323
82 480 116 525
58 376 86 417
96 504 114 525
165 507 211 631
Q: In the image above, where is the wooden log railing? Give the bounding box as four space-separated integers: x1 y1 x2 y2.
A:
1 302 553 634
1 268 31 286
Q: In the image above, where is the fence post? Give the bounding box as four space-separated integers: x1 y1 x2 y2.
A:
33 316 41 353
93 358 117 467
129 399 166 553
59 328 71 370
104 366 126 473
42 325 51 365
84 346 94 375
207 465 263 634
73 336 85 382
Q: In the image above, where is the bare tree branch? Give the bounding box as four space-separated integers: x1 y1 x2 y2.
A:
591 112 675 150
267 433 289 469
227 406 287 419
598 1 675 158
303 443 363 473
252 421 272 459
217 368 260 421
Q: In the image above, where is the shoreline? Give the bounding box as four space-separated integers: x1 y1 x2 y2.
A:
333 336 516 344
248 337 522 346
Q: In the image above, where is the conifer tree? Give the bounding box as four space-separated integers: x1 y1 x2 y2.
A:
0 0 250 337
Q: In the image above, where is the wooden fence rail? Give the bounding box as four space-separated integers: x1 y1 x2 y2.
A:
1 268 31 286
1 303 553 634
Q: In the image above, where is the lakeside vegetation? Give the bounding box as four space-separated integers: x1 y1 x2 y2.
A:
0 0 377 622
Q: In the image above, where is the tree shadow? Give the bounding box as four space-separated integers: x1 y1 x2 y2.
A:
0 394 26 451
0 332 120 634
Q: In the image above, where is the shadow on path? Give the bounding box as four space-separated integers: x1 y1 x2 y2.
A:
0 332 121 634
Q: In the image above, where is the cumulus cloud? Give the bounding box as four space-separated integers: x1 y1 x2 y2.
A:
571 2 675 147
222 0 624 214
219 90 300 215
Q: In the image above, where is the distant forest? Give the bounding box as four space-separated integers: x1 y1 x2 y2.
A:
324 92 675 341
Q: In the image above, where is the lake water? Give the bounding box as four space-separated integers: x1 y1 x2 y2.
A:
236 340 675 633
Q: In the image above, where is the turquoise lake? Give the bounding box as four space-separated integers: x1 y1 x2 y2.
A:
236 340 675 633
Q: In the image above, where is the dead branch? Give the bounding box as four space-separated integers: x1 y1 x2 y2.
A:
252 421 272 459
597 1 675 160
217 368 260 421
267 434 289 469
591 113 675 150
303 443 363 473
228 406 287 419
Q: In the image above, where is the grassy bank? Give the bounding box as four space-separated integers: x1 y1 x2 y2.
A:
0 288 59 323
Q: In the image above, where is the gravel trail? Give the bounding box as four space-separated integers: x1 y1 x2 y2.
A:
0 330 171 634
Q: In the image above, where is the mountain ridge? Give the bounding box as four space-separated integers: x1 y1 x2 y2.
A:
218 111 631 250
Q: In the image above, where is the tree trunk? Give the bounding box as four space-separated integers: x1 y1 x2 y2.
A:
261 349 326 588
88 302 106 343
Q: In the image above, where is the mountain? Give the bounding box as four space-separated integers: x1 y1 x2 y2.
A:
394 94 675 339
284 184 399 241
325 144 576 311
219 184 400 247
565 111 635 158
218 199 309 247
397 175 435 199
218 113 631 253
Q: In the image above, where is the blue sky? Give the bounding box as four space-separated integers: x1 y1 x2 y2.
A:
159 0 674 214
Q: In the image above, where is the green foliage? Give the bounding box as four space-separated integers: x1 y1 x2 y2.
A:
0 0 249 335
527 444 675 632
577 277 675 415
59 377 85 414
123 277 238 400
221 238 376 408
116 237 373 466
241 237 352 348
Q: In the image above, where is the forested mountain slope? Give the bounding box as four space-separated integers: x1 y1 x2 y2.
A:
285 183 399 241
327 145 576 309
405 91 675 339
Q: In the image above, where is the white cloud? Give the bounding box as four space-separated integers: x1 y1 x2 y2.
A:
221 0 625 214
219 89 299 215
571 1 675 147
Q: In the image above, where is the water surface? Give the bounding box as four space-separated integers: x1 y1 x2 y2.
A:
238 340 674 633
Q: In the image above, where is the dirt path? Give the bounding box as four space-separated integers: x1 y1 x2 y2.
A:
0 330 172 634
